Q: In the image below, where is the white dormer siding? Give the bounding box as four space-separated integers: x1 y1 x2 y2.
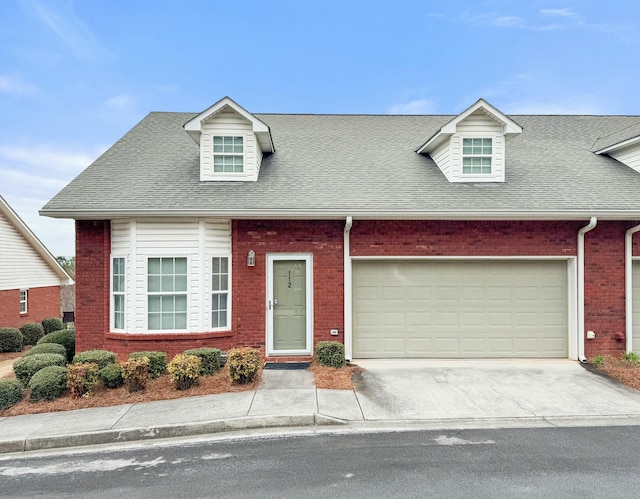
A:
609 144 640 173
416 98 522 184
200 109 262 181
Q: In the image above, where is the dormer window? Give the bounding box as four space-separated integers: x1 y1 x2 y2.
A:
213 136 244 173
462 138 492 174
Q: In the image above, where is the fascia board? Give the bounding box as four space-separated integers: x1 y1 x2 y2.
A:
594 135 640 155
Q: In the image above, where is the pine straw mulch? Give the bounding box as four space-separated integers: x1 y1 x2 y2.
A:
0 351 362 417
588 355 640 391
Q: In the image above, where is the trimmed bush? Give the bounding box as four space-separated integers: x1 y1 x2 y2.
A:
0 379 22 410
168 354 202 390
28 366 68 402
24 343 67 358
37 329 75 362
73 350 116 369
315 341 345 368
99 363 124 389
0 328 23 353
67 363 100 398
121 357 150 392
183 347 222 375
41 317 64 335
227 347 261 385
129 351 167 378
19 323 45 346
13 353 67 387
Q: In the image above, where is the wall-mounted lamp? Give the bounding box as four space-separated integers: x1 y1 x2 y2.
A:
247 250 256 267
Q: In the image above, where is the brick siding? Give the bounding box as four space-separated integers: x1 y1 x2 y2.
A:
0 286 61 329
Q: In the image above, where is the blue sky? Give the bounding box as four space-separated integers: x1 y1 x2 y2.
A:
1 0 639 257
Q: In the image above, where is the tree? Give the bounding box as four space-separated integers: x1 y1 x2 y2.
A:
56 256 75 278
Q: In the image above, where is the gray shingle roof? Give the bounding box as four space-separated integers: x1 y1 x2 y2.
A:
41 111 640 219
591 120 640 152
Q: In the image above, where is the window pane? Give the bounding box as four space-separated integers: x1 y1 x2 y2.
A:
220 257 228 273
175 257 187 274
148 258 160 274
175 294 187 312
148 295 161 312
220 274 228 291
148 313 161 330
162 275 174 292
161 258 174 274
175 275 187 292
175 313 187 329
148 275 160 292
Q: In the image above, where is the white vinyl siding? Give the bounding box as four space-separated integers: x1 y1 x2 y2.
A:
19 289 27 314
610 143 640 174
110 218 231 334
353 260 568 358
0 211 61 290
200 109 260 181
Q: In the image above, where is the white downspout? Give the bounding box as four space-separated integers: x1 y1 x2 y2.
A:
577 217 597 362
344 217 353 361
625 223 640 353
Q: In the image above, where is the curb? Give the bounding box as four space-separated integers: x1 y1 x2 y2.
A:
0 413 346 454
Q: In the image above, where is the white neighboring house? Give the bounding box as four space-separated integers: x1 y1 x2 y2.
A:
0 195 74 329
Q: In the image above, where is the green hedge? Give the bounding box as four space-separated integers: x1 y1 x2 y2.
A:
37 329 75 362
0 328 23 353
315 341 345 368
129 351 167 378
19 323 44 346
25 343 67 357
13 353 67 387
98 363 124 389
41 317 64 335
28 366 68 402
183 348 222 375
73 350 116 369
0 379 22 410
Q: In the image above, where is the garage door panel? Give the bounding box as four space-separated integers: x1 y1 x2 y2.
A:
353 260 568 358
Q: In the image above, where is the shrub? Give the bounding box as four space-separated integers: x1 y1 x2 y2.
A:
24 343 67 358
622 351 640 364
67 363 100 398
19 323 45 346
37 329 75 362
590 354 605 368
315 341 345 368
41 317 64 335
227 347 261 385
28 366 68 402
121 357 150 392
0 379 22 410
167 354 202 390
183 347 222 375
129 351 167 378
73 350 116 369
99 363 124 389
0 328 23 353
13 353 67 387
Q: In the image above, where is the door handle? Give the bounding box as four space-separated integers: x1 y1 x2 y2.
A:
269 299 279 310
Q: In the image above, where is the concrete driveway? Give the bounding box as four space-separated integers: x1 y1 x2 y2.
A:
351 359 640 423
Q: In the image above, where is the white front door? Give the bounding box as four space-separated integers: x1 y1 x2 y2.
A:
267 254 313 356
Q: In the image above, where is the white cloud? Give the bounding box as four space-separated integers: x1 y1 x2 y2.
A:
388 99 437 115
0 73 37 95
494 16 522 27
540 8 576 18
105 94 136 110
0 145 97 174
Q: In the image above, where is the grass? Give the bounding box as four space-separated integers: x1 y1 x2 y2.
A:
0 350 360 416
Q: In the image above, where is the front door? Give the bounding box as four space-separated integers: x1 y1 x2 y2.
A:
267 254 313 356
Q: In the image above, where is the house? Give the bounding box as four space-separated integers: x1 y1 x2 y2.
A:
41 97 640 361
0 195 74 328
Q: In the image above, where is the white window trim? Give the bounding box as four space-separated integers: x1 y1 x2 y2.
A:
19 289 27 314
212 135 245 175
145 256 190 332
110 256 126 331
210 255 232 331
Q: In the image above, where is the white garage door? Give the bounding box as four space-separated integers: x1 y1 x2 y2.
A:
633 261 640 353
353 260 568 358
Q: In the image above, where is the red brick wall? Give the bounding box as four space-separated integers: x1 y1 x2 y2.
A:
75 220 111 352
0 286 61 329
233 220 344 356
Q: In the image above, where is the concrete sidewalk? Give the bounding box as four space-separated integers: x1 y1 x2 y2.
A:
2 360 640 454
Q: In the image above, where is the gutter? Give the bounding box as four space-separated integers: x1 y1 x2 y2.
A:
577 217 597 362
344 217 353 361
625 223 640 353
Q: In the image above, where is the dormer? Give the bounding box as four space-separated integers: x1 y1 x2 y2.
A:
184 97 275 182
592 121 640 173
416 98 522 183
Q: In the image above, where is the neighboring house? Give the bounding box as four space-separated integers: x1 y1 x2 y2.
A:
0 196 74 328
41 97 640 361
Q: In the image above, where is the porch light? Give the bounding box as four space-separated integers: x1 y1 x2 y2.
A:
247 250 256 267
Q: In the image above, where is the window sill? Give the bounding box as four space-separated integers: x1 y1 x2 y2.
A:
106 330 233 341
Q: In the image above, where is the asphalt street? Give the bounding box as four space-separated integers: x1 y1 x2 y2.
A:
1 426 640 498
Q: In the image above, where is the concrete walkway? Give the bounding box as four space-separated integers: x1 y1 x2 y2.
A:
2 360 640 454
